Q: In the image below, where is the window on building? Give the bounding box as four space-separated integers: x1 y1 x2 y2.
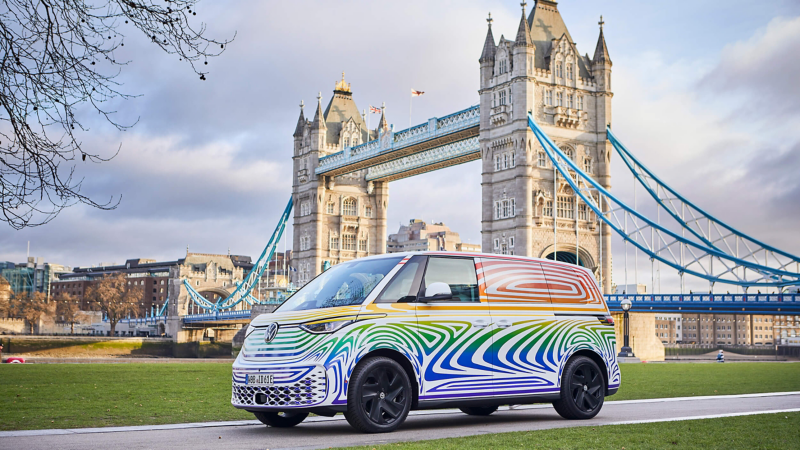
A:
556 92 563 107
502 200 509 218
326 202 335 214
557 196 575 219
501 242 508 255
546 90 553 106
496 156 502 171
566 64 573 80
584 158 592 173
330 236 339 250
556 62 563 78
544 200 553 217
511 198 516 216
358 239 368 252
567 94 573 109
342 198 357 216
495 201 501 219
499 90 506 106
577 95 584 110
300 201 311 216
578 203 588 220
342 234 356 251
538 152 547 167
365 206 373 218
564 147 574 161
510 151 515 167
344 138 349 147
503 154 509 169
509 236 515 248
494 239 500 250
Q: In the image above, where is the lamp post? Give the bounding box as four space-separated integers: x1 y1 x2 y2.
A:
618 298 635 358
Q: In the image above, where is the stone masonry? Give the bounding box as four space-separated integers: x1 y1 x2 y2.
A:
479 1 613 292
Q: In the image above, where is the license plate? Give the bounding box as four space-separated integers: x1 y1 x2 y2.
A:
247 374 274 386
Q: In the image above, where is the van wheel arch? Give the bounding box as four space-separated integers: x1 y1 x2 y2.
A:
563 349 609 395
351 349 420 409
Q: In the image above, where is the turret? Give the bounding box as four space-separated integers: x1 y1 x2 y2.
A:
592 16 612 91
310 92 327 150
293 100 306 153
479 12 496 90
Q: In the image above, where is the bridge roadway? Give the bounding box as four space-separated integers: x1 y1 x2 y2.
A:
3 392 798 449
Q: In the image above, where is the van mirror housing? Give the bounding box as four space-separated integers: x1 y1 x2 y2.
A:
420 282 453 302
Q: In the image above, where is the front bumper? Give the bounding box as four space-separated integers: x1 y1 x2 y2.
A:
231 365 328 409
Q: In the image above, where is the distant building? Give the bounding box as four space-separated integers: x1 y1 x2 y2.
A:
614 284 647 295
386 219 479 254
53 254 254 317
257 251 293 302
0 257 70 299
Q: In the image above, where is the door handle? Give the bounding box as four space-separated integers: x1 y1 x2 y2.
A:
496 319 512 329
471 318 490 328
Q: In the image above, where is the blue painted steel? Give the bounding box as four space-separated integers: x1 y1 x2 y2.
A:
606 294 800 314
528 114 800 287
157 297 169 317
316 105 480 175
182 196 293 311
607 127 800 269
183 309 256 323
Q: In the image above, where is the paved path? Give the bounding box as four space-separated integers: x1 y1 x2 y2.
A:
3 392 799 450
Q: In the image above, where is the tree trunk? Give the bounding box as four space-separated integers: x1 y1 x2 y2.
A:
109 320 117 337
70 321 75 334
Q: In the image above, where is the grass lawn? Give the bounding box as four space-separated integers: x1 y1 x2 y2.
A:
1 362 799 431
335 412 800 450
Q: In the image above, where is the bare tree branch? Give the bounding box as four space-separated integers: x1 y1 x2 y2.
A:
0 0 234 229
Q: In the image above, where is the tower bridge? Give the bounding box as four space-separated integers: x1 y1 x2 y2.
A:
150 2 800 349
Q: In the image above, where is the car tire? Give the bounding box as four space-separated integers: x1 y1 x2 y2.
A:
459 406 498 416
253 411 309 428
552 356 605 420
344 356 412 433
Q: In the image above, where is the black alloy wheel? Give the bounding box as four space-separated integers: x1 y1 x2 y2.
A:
459 406 498 416
253 411 309 428
552 356 605 420
345 356 412 433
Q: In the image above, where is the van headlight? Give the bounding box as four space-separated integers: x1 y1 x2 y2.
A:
299 319 356 334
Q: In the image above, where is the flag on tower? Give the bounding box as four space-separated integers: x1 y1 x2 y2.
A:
411 89 425 97
369 105 381 114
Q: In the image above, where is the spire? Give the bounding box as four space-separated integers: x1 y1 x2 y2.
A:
515 2 533 47
377 102 388 132
479 12 496 63
592 15 611 65
312 92 326 130
293 100 305 137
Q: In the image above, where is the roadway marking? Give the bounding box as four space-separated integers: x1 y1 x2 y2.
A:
2 391 798 438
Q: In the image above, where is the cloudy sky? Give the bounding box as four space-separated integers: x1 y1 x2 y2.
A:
2 0 800 293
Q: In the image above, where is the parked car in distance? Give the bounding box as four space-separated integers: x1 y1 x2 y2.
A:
232 252 619 433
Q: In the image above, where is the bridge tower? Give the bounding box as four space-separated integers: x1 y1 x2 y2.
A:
291 75 390 286
479 0 613 292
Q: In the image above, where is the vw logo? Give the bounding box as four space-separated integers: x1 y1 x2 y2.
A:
264 323 279 343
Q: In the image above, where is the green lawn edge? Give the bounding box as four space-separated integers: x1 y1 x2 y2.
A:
333 412 800 450
1 362 799 431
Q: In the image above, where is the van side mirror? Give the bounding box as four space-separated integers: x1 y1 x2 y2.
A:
419 282 453 303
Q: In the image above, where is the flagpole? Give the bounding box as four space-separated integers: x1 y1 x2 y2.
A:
409 90 413 129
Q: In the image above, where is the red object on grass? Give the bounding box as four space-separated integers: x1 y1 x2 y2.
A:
4 357 25 364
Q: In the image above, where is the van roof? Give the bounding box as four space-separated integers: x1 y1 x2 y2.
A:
356 251 595 277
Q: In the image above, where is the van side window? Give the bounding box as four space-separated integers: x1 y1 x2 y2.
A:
423 257 479 302
375 260 421 303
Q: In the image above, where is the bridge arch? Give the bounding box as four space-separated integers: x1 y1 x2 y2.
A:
539 244 595 270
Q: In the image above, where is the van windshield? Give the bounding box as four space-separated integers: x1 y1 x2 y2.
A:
277 257 403 312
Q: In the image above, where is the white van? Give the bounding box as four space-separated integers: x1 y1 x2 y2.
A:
232 252 620 432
